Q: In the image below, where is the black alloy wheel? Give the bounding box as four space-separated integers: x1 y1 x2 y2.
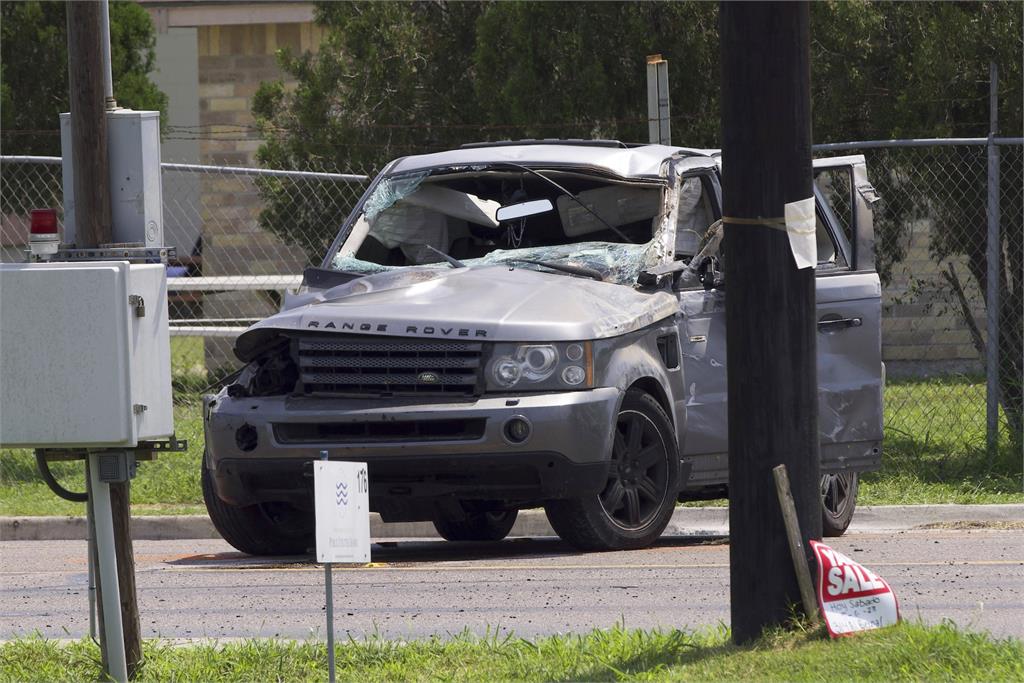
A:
544 389 679 551
820 471 859 537
600 409 672 530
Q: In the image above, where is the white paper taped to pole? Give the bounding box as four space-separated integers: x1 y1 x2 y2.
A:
784 196 817 270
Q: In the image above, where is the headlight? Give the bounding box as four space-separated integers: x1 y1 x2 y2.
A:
493 358 523 387
519 345 559 380
488 341 593 391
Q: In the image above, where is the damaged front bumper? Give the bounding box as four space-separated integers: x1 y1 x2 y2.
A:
203 387 621 513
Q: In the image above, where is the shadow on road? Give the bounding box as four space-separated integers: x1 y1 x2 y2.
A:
168 534 728 569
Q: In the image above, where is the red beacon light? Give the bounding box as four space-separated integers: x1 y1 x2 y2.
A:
29 208 60 259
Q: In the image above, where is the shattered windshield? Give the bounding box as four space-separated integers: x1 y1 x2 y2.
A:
330 167 667 285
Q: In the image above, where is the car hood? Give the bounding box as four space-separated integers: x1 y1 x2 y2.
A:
234 265 676 361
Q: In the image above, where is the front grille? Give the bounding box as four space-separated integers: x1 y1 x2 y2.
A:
273 418 487 444
295 336 485 396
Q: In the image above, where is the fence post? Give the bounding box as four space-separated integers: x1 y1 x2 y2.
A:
986 62 1001 461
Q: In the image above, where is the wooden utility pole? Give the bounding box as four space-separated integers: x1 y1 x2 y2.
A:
110 484 142 678
719 1 821 644
66 1 111 248
67 1 142 677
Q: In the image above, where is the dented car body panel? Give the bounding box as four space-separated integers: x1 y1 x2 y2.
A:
203 142 883 524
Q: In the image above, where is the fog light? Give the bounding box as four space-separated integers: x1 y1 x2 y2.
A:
504 416 531 444
235 424 258 452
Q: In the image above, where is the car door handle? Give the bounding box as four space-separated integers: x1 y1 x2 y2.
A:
817 317 862 331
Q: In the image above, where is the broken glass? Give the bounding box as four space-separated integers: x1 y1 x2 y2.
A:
362 171 430 223
331 240 655 287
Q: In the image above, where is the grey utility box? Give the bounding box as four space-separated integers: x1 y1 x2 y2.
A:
0 261 173 448
60 110 164 248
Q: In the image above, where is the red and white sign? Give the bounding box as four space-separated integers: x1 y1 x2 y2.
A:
810 540 900 637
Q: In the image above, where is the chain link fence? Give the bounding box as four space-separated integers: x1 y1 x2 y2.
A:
1 142 1020 459
0 156 372 397
817 141 1023 461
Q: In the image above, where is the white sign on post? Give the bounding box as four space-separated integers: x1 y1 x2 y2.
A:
810 540 900 637
314 461 370 564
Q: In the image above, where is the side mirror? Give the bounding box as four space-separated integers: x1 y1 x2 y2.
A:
495 198 554 222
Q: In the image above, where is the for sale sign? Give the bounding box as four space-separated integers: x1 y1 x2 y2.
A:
810 540 900 637
314 461 370 564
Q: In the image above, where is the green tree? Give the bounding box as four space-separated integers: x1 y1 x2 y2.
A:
0 0 168 156
1 0 168 220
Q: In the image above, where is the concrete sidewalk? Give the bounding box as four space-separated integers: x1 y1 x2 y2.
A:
2 504 1021 542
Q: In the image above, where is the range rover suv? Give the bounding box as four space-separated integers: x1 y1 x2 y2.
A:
202 140 883 554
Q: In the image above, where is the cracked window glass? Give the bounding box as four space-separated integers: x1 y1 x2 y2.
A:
332 167 666 284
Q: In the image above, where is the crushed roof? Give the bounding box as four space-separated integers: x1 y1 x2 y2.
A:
388 143 722 179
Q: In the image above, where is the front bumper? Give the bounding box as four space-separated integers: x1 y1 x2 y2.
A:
204 387 621 508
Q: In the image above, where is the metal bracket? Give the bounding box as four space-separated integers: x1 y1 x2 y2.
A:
52 245 176 264
35 436 189 464
128 295 145 317
135 435 189 453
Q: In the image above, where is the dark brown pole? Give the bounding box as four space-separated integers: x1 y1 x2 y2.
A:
109 483 141 678
67 2 142 676
719 1 821 644
66 0 111 247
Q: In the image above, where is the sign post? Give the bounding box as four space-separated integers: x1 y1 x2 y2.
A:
314 451 370 683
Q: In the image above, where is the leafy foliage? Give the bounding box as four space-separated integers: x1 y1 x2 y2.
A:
0 1 168 219
0 0 168 156
254 2 1020 169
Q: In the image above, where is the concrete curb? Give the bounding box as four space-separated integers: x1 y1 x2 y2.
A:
2 504 1021 542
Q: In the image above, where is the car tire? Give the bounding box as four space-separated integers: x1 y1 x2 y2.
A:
201 459 314 556
821 471 858 537
545 389 679 551
432 508 518 542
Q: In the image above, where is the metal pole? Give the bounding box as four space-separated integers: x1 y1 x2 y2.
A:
656 59 671 146
99 0 116 109
86 470 97 641
645 55 671 145
986 62 1001 461
647 55 661 144
325 562 336 683
321 449 336 683
88 454 128 683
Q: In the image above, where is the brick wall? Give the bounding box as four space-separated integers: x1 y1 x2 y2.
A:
880 217 984 377
197 22 323 166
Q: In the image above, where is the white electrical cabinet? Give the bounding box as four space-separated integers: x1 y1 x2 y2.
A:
0 262 173 448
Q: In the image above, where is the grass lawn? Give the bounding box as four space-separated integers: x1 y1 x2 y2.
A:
1 622 1021 683
0 400 206 517
861 376 1023 506
1 376 1020 517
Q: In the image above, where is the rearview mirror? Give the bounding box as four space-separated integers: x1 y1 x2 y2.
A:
495 198 554 223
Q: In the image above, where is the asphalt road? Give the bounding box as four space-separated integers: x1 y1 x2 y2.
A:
2 529 1021 641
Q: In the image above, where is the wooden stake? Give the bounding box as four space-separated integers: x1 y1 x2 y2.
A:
772 465 821 627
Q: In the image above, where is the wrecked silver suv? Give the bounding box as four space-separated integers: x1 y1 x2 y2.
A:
202 141 883 554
